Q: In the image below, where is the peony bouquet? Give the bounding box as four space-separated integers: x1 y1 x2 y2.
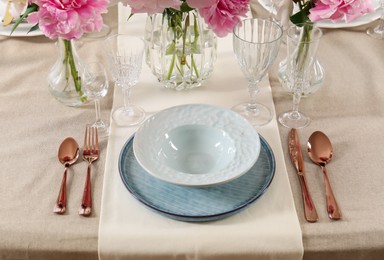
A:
290 0 374 25
123 0 250 89
10 0 109 103
287 0 374 74
124 0 250 37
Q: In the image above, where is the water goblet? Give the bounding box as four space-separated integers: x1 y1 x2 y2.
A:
103 34 145 126
278 24 323 129
367 0 384 40
82 62 110 137
232 18 283 126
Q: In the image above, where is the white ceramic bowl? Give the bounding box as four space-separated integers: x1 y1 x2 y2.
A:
133 104 261 187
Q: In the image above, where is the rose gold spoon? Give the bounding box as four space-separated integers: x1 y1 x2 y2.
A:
53 137 79 214
307 131 341 220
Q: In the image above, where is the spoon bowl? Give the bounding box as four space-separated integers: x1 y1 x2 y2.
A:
54 137 80 214
307 131 341 220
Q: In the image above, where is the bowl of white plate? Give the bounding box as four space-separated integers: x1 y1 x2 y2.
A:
133 104 261 187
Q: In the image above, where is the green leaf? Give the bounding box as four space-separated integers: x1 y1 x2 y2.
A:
27 23 39 34
10 4 38 35
290 2 312 25
166 42 176 55
127 13 135 21
191 43 200 54
180 2 193 12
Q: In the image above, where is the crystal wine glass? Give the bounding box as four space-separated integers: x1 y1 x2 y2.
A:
103 34 145 126
367 0 384 40
278 24 323 129
232 18 283 126
82 62 110 137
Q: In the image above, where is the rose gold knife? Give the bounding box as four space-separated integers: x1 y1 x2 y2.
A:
288 128 318 222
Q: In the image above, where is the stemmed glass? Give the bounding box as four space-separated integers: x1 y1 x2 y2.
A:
103 34 145 126
82 62 110 137
367 0 384 40
278 24 323 129
232 18 283 126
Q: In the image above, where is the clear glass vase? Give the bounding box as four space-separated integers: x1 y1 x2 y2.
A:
48 38 88 106
145 9 217 90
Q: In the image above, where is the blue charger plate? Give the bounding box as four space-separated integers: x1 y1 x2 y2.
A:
119 135 275 222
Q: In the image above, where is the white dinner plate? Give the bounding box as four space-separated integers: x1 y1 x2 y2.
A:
258 0 381 28
0 22 43 37
133 104 261 187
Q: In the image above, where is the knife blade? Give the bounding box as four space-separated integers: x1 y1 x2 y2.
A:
288 128 318 223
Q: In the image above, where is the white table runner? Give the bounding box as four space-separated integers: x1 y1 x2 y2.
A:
98 4 303 259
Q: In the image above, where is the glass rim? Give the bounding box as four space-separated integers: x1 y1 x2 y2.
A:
286 23 323 43
103 33 145 45
233 18 283 45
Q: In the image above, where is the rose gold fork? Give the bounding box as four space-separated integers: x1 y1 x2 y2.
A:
79 125 99 216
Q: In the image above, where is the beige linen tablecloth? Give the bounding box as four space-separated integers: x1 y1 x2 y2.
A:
275 29 384 259
98 5 303 260
253 2 384 259
1 2 384 260
0 6 118 260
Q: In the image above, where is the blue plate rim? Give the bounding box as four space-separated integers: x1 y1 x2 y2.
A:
118 134 275 221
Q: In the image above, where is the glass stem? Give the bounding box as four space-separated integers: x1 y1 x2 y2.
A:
94 99 101 123
248 83 260 111
290 92 301 120
123 87 132 110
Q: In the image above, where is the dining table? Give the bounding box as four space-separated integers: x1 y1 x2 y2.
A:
1 1 384 260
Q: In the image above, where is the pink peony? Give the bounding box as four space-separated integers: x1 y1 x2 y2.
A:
27 0 109 40
186 0 217 9
199 0 250 37
123 0 181 14
308 0 374 23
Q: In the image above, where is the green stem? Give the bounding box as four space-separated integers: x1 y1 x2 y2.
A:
191 14 200 78
167 53 176 80
191 54 199 78
296 24 312 73
181 12 189 66
63 39 85 100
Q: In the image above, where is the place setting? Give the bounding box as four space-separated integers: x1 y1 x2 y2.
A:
96 3 305 258
104 15 284 222
118 103 276 222
2 0 384 258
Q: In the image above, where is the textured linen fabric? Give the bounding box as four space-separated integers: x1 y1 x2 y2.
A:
252 1 384 259
1 1 384 259
97 5 303 260
0 6 118 260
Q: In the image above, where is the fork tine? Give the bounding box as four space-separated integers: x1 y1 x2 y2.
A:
91 127 96 154
95 127 99 152
84 125 89 152
88 126 92 152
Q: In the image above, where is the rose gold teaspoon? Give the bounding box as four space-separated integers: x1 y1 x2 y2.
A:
53 137 79 214
307 131 341 220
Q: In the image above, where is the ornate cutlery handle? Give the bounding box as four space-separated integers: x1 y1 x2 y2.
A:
79 162 92 216
53 167 67 214
322 166 341 220
298 174 318 222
